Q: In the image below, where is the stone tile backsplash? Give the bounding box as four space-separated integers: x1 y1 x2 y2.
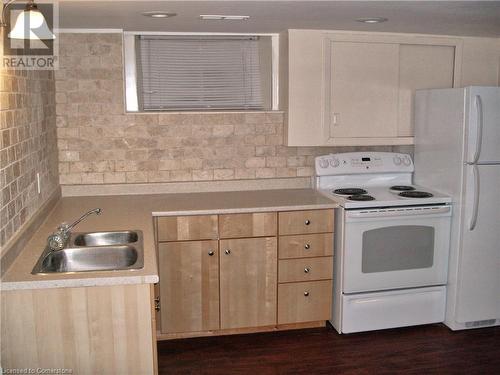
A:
55 33 395 186
0 66 59 247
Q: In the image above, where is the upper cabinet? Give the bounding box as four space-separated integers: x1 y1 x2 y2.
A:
326 40 400 141
280 30 462 146
396 44 456 136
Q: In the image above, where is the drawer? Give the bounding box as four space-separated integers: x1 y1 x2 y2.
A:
219 212 277 239
278 257 333 283
278 210 333 235
157 215 218 241
278 280 332 324
341 286 445 334
279 233 333 259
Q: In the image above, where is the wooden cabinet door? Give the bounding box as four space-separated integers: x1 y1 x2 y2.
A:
327 40 399 140
219 237 277 329
158 240 219 334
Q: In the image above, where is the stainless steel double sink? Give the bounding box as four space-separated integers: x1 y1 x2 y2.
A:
32 230 144 274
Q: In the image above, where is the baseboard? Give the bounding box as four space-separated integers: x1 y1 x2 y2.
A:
156 321 327 341
0 187 61 276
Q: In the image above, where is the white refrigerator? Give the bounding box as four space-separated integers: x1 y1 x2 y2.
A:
414 86 500 330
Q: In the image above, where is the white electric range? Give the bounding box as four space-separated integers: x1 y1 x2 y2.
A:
315 152 452 333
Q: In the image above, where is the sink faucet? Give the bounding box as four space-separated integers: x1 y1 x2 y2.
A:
47 208 102 251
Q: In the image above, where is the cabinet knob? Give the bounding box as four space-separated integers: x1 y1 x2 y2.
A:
224 249 231 255
304 243 311 250
208 250 214 256
304 267 311 273
304 291 309 297
304 219 311 225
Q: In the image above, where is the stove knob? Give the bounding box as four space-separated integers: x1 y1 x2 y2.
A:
319 159 330 168
393 156 402 166
329 158 340 168
403 157 411 166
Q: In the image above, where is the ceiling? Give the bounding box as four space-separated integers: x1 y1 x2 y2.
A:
58 1 500 37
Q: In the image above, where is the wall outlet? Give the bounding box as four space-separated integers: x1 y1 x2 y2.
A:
36 173 41 194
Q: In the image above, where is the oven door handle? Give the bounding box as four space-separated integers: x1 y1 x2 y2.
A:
346 206 452 219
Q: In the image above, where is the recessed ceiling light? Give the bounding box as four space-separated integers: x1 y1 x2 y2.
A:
356 17 388 24
142 11 177 18
200 15 250 21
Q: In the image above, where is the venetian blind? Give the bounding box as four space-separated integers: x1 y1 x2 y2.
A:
137 35 264 110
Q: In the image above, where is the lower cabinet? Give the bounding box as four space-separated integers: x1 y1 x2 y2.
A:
158 238 278 335
155 209 334 339
220 237 277 329
278 280 333 324
158 240 219 334
277 210 334 326
1 284 157 374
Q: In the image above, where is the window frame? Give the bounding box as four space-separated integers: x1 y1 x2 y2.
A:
123 31 280 113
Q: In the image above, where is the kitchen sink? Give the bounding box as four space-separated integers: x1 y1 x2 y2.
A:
72 230 139 247
32 230 144 274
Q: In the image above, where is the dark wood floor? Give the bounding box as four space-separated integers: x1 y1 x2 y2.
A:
157 323 500 374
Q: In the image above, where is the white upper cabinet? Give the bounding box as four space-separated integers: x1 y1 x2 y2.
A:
280 30 325 146
397 44 456 137
326 40 400 142
280 30 461 146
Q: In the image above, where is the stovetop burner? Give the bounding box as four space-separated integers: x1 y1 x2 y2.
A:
316 152 451 208
399 191 434 198
348 194 375 201
390 185 416 191
334 188 367 195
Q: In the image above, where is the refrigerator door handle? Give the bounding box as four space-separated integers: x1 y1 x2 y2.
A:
469 95 484 164
469 164 480 231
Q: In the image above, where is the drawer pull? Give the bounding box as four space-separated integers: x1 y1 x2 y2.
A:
304 243 311 250
208 250 215 256
304 219 311 225
304 291 309 297
224 249 231 255
304 267 311 273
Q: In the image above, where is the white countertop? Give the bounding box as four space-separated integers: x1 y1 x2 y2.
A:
1 189 337 291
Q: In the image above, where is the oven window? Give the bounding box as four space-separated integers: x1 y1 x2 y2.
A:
362 226 434 273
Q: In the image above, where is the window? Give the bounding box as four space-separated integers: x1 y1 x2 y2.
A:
124 34 275 112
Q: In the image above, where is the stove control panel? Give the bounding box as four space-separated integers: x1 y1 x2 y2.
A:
315 152 414 175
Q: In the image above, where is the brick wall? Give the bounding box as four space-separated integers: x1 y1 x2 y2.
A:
0 62 59 247
55 33 395 186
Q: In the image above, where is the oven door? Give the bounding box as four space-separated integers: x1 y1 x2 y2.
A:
343 205 452 293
